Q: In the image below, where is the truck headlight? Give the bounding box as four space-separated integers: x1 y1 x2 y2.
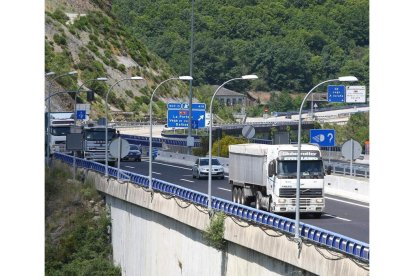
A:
278 199 286 203
316 199 324 203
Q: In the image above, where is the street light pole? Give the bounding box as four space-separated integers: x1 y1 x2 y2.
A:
105 76 144 177
187 0 195 155
46 70 77 166
294 76 358 242
208 75 258 211
149 76 193 190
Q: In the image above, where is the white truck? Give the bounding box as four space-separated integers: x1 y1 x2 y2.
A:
229 143 328 217
48 117 75 155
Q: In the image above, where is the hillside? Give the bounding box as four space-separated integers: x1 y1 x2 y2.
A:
112 0 369 93
45 0 192 121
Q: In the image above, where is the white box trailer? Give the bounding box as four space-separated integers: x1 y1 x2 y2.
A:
229 143 327 217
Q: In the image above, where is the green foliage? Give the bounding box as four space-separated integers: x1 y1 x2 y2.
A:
118 63 126 73
50 9 69 24
323 112 369 145
45 165 121 275
203 212 227 250
53 33 67 46
212 135 247 157
124 89 133 98
112 0 369 92
192 136 209 156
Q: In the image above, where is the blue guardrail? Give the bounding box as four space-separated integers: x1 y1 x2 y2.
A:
54 152 369 262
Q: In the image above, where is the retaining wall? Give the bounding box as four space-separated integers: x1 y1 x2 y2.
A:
77 167 369 276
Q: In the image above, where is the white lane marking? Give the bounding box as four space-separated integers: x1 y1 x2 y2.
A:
151 161 192 170
325 196 369 208
124 165 135 169
180 179 194 183
322 214 352 222
153 172 161 175
218 187 231 192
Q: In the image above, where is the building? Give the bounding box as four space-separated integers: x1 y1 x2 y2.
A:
215 86 246 106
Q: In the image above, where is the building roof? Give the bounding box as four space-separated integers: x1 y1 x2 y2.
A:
214 86 245 97
246 91 272 104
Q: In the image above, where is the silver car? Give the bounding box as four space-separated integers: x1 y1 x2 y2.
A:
192 158 224 179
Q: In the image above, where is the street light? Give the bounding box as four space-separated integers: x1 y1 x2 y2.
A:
46 70 77 165
148 76 193 191
72 77 108 179
208 74 258 211
294 76 358 242
105 76 144 176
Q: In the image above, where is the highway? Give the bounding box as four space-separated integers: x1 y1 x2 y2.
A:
119 157 369 243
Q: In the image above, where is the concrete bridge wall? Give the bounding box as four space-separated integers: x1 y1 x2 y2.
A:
74 166 369 276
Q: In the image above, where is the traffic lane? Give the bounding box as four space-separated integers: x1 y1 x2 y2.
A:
120 159 232 200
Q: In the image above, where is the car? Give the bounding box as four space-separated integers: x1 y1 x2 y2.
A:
121 144 142 162
192 157 224 179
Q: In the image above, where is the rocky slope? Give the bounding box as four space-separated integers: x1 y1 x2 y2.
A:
45 0 191 121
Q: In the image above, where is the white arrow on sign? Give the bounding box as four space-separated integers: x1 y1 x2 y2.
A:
198 115 204 121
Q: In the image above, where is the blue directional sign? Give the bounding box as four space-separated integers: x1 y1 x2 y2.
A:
76 110 86 120
327 85 345 102
310 129 335 147
167 103 206 128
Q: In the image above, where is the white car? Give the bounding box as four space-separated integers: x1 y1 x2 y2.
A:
192 157 224 179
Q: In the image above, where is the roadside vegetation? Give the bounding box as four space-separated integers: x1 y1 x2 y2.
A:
45 163 121 275
203 212 227 251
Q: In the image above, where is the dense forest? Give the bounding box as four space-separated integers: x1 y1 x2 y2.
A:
112 0 369 93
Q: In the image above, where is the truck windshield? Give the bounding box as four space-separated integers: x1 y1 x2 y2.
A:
85 129 116 141
50 126 71 136
278 160 324 179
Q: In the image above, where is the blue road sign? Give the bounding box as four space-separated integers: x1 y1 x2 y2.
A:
191 120 199 129
167 103 182 109
76 110 86 120
327 85 345 102
167 103 206 128
310 129 335 147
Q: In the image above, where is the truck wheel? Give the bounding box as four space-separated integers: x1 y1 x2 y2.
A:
255 191 263 210
240 188 246 205
232 187 238 203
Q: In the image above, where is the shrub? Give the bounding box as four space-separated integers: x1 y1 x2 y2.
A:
118 63 126 73
124 90 133 98
203 212 227 250
53 33 67 46
51 9 69 24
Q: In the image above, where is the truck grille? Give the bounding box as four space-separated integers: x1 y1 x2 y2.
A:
279 188 322 198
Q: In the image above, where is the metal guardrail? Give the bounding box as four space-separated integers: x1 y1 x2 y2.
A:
54 152 369 262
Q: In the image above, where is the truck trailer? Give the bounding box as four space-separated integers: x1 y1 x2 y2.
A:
228 143 328 217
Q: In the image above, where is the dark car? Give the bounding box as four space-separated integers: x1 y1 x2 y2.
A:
122 144 142 162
